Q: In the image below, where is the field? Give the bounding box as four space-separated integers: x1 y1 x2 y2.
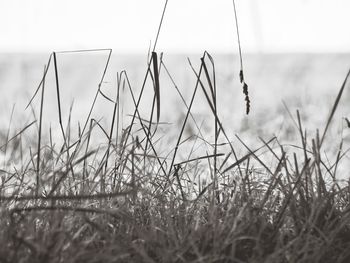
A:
1 2 350 261
0 49 349 263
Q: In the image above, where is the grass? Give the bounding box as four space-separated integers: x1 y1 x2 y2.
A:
0 51 349 263
1 1 350 262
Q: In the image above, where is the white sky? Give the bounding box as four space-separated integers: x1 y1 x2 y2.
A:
1 0 350 53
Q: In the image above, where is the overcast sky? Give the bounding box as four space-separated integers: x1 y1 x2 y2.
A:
1 0 349 53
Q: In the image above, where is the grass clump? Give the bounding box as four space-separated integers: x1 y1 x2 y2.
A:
1 1 350 262
0 49 349 263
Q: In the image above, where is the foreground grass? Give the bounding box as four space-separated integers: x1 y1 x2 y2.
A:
0 50 349 263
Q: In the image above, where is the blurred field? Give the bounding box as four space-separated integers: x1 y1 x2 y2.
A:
1 52 349 148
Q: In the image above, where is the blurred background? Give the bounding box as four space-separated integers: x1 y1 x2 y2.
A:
0 0 350 148
1 0 350 53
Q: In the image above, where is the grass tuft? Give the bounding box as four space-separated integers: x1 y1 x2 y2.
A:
0 1 350 262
